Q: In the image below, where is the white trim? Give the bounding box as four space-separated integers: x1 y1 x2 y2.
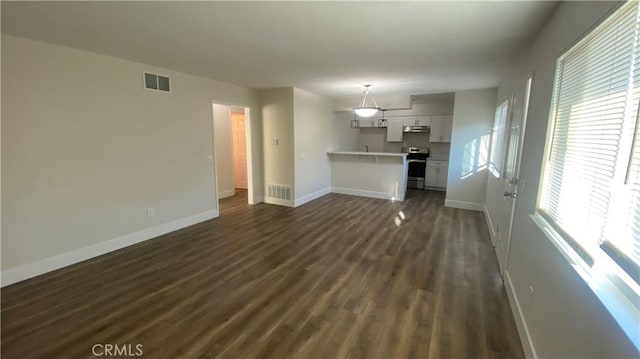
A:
504 270 538 359
444 199 484 211
294 187 331 207
1 209 219 287
483 205 498 246
264 198 295 207
244 107 256 205
218 189 236 199
331 186 405 201
251 195 264 205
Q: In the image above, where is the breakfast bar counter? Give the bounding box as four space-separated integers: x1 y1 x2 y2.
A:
327 151 408 201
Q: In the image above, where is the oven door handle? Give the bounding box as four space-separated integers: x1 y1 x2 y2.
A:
407 159 427 164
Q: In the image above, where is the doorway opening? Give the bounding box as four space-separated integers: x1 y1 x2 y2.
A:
212 102 256 210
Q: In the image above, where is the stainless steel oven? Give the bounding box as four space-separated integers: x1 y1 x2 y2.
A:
404 147 429 190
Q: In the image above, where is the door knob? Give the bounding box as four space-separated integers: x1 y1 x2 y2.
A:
504 191 517 198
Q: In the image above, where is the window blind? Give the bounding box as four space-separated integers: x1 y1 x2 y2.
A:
539 0 640 285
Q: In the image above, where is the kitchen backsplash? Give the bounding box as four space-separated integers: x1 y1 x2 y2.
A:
403 132 429 148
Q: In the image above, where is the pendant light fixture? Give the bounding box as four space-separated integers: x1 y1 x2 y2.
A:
353 85 380 117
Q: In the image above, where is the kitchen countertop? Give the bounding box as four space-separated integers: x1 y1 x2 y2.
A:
327 151 407 157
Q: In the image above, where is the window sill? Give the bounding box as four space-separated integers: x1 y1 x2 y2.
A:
530 213 640 351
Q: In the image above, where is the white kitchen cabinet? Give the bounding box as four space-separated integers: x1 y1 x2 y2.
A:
416 115 431 126
401 116 431 127
425 167 438 188
358 118 376 128
426 160 449 189
430 115 453 142
436 164 448 187
386 119 403 142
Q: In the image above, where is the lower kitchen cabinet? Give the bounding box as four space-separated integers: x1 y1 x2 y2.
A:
426 160 448 189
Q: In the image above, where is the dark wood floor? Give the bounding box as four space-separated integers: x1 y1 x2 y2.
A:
1 189 524 359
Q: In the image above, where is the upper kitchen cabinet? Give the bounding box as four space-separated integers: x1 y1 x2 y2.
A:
386 119 403 142
430 115 452 142
401 116 431 127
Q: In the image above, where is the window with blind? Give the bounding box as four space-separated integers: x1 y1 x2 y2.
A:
539 0 640 294
489 99 509 178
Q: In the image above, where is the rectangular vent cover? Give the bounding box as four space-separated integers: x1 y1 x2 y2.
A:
267 184 292 201
144 72 170 92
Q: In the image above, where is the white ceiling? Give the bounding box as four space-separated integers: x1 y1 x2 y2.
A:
2 1 557 100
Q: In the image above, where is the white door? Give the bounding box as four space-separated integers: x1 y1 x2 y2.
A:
495 76 532 273
231 112 248 189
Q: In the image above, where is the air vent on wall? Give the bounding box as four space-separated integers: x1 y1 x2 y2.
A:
267 184 292 201
144 72 170 93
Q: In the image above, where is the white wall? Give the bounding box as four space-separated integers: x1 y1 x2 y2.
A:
445 88 496 210
293 88 333 205
486 2 638 358
1 35 262 281
330 111 360 152
259 88 295 204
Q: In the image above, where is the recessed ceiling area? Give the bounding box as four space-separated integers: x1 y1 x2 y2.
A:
1 1 558 100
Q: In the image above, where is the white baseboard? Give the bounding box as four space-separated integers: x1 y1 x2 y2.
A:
444 199 484 211
331 187 405 201
218 189 235 199
264 198 295 207
483 205 498 246
294 187 331 207
504 270 538 359
1 209 219 287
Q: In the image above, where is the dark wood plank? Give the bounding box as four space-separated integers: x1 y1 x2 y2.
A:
1 189 525 359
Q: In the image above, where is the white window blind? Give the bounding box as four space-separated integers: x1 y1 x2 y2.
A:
539 0 640 286
489 99 509 178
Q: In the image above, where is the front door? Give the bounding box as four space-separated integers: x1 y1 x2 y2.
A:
495 76 532 273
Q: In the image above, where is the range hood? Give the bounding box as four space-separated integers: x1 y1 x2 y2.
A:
403 125 430 133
